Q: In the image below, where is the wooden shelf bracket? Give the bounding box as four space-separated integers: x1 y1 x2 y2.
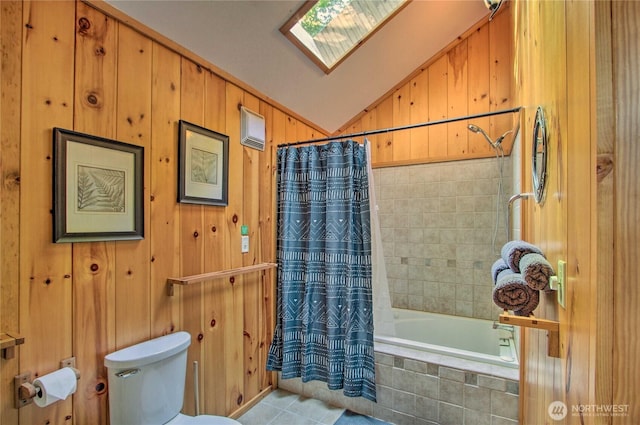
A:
499 311 561 358
1 332 24 360
166 262 277 296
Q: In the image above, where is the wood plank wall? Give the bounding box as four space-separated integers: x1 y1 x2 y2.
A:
0 1 325 424
514 0 590 423
1 2 23 424
609 1 639 422
594 1 614 421
337 4 515 168
514 0 639 423
4 2 635 425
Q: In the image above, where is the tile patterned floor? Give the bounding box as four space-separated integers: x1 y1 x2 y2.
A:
237 389 346 425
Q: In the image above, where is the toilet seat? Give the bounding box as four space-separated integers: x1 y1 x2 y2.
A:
166 413 241 425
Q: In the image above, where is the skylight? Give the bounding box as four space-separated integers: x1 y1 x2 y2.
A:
281 0 410 74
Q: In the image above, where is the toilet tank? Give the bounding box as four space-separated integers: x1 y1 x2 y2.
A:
104 331 191 425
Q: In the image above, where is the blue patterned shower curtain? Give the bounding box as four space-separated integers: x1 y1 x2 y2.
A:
266 140 376 402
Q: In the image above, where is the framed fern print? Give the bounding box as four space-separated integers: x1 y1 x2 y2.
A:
178 120 229 206
53 128 144 243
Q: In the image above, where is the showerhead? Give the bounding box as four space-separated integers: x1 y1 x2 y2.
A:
467 124 496 148
494 129 513 146
483 0 505 20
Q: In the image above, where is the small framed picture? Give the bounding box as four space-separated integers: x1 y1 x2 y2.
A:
53 128 144 243
178 120 229 206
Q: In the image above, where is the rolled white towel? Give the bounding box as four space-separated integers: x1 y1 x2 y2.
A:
492 269 540 316
501 240 543 272
519 253 555 291
491 258 510 283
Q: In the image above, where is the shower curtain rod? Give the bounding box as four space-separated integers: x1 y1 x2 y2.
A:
277 106 522 148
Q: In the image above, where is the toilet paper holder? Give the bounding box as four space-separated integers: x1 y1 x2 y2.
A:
14 357 80 409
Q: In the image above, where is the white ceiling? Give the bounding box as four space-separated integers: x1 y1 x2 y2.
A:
105 0 490 133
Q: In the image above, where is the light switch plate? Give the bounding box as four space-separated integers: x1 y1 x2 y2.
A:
241 235 249 253
556 260 566 308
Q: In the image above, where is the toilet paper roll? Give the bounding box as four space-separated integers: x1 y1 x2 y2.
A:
33 367 78 407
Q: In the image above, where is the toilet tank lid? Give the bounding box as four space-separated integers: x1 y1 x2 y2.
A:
104 331 191 369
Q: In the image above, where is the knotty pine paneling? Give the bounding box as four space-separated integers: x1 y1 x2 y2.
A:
409 70 429 158
374 97 394 164
19 2 76 425
427 55 448 158
0 2 23 424
513 0 622 424
594 0 614 419
565 0 594 419
391 84 411 161
201 70 230 416
259 105 279 393
467 23 492 156
223 82 246 414
611 1 640 420
340 4 514 167
446 39 469 156
1 1 308 423
149 41 182 339
114 22 152 351
360 107 379 156
284 115 298 144
73 2 118 423
516 1 638 423
488 4 513 144
240 92 261 406
179 57 206 417
516 0 566 421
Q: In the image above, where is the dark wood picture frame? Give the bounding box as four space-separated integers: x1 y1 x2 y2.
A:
53 128 144 243
178 120 229 206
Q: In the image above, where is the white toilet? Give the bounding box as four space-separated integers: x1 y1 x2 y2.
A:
104 331 241 425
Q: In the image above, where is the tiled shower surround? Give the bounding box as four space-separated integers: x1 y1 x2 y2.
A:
278 350 519 425
372 157 513 321
276 157 520 424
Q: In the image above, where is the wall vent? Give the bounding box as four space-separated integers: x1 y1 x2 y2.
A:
240 107 265 151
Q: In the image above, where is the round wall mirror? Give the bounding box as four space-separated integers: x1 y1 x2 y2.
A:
532 106 548 204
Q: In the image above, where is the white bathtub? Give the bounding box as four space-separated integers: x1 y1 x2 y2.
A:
374 308 519 380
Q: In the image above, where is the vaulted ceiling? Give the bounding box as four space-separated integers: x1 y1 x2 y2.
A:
105 0 491 133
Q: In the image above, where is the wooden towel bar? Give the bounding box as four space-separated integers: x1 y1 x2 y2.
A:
166 263 277 296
